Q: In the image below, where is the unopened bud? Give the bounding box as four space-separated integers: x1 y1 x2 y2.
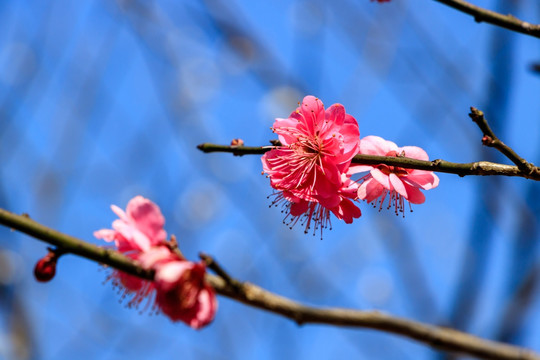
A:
230 138 244 147
482 135 493 145
34 252 58 282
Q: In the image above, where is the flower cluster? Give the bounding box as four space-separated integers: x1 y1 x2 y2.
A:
261 96 362 236
262 96 439 236
94 196 217 329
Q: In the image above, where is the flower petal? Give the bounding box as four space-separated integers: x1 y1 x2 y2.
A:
93 229 116 242
126 196 167 245
290 200 309 216
359 135 397 156
358 177 384 203
371 168 391 189
299 95 325 134
325 103 345 127
404 182 426 204
401 146 429 161
405 170 440 190
389 173 408 199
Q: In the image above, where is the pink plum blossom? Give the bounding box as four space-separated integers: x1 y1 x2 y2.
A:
94 196 217 328
94 195 167 252
349 135 439 214
154 260 217 329
261 95 362 235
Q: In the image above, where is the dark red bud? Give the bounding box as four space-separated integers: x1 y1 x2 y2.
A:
34 254 57 282
482 135 493 145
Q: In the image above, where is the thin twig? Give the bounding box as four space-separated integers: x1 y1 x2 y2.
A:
433 0 540 39
0 208 539 360
197 143 540 181
469 107 537 176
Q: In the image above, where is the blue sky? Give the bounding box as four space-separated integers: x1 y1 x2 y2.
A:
0 0 539 359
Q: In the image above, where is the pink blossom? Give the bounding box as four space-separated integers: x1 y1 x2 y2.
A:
261 95 362 235
349 135 439 214
94 195 167 252
154 260 217 329
94 196 218 329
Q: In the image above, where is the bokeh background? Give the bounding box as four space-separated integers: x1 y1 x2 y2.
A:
0 0 539 359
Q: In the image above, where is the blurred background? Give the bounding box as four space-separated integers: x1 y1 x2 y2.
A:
0 0 539 359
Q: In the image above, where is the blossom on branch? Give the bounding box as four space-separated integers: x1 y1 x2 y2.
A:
261 95 362 236
93 195 167 252
155 260 217 329
349 136 439 215
94 196 217 328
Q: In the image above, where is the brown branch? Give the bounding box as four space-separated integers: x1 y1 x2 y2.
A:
0 208 539 359
196 143 540 181
469 107 537 175
433 0 540 39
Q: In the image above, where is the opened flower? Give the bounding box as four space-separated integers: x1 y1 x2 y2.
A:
349 136 439 214
261 95 362 235
154 260 217 329
93 195 167 252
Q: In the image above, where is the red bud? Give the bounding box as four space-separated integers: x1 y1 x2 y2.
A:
34 253 57 282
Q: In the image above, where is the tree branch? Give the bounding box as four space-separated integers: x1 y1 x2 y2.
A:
433 0 540 39
196 143 540 181
0 208 539 359
469 107 537 175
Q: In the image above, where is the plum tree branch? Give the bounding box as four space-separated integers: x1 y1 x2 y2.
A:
469 107 536 175
196 144 540 181
0 208 539 360
433 0 540 39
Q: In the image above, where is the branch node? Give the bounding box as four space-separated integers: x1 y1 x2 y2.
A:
200 253 243 294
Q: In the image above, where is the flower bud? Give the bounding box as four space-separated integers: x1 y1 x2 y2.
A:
230 138 244 147
34 253 57 282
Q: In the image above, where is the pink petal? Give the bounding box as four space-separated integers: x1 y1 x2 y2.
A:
138 246 175 269
112 219 150 251
273 117 300 145
400 146 429 161
389 173 408 199
405 170 440 190
358 177 384 203
111 205 128 222
316 193 341 208
347 164 374 175
189 286 218 330
325 103 345 126
359 136 397 156
319 157 341 187
290 200 309 216
299 96 325 134
155 261 192 286
371 168 391 189
126 196 167 245
404 182 426 204
331 198 361 223
93 229 116 242
338 121 360 160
